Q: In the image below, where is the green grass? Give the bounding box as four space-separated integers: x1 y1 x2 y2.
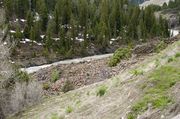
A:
96 85 108 97
175 52 180 58
168 57 176 63
15 70 30 82
108 47 131 67
42 82 50 90
66 106 73 113
155 59 160 67
127 61 180 118
62 80 74 93
51 113 64 119
155 41 167 53
51 113 59 119
130 69 144 76
51 69 60 82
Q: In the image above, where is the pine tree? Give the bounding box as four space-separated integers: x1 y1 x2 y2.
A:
4 0 14 21
78 0 88 46
70 16 76 49
15 0 29 18
162 3 168 9
24 10 34 38
59 28 66 54
45 30 53 51
36 0 48 31
15 25 23 43
46 19 56 35
4 0 171 58
54 8 60 34
62 0 72 25
30 26 35 44
33 21 41 42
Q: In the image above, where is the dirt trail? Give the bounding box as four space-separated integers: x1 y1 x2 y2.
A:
13 40 180 119
21 54 113 74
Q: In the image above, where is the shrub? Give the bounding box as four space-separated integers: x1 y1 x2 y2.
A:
51 114 59 119
10 81 43 114
175 52 180 58
65 48 74 58
62 80 74 93
155 59 160 67
16 70 30 82
66 106 73 113
42 48 49 57
32 51 37 58
96 85 108 97
108 47 131 67
51 113 65 119
0 32 43 118
43 82 50 90
130 69 144 76
168 57 175 63
127 112 136 119
51 69 60 82
155 41 167 53
0 81 43 116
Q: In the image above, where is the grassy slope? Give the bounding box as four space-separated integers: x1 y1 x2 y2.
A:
128 53 180 119
12 40 180 119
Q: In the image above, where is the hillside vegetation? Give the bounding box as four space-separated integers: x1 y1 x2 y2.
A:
4 0 170 66
1 0 180 119
11 40 180 119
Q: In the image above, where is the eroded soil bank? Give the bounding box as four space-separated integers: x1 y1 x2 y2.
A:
12 38 180 119
30 36 179 95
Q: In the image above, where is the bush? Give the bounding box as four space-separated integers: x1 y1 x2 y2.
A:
51 114 59 119
127 112 136 119
0 34 43 118
65 48 74 58
0 81 43 116
108 47 131 67
130 69 144 76
66 106 73 113
42 48 49 57
168 57 175 63
10 81 43 114
43 82 50 90
16 70 30 82
155 41 167 53
51 113 65 119
175 52 180 58
62 80 74 93
96 85 108 97
51 69 60 82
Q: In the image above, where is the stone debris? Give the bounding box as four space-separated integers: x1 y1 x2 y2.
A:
33 55 147 95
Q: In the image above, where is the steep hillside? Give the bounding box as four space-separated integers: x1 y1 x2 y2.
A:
11 40 180 119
